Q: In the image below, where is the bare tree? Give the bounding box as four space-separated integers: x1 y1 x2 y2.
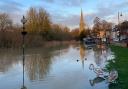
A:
0 13 12 31
93 17 112 38
93 17 101 37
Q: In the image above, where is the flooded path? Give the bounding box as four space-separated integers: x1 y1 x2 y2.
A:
0 43 114 89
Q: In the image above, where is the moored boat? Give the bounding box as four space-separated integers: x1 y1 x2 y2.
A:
83 37 96 48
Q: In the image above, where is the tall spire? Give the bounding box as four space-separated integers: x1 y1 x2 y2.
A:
79 8 85 34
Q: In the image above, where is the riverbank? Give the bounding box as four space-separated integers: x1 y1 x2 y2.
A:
107 45 128 89
43 40 79 47
111 41 128 48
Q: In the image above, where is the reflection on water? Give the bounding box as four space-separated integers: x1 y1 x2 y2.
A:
89 77 105 86
25 54 51 81
25 44 70 81
0 49 21 73
79 44 86 69
0 43 114 89
93 44 111 67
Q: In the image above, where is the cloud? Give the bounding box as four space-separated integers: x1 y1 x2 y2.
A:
0 0 23 7
0 0 128 28
0 0 26 24
51 12 92 29
91 0 128 22
85 0 128 27
55 14 80 26
59 0 81 7
112 1 128 9
44 0 54 3
0 0 24 13
56 0 88 7
0 4 21 13
41 0 83 7
49 0 121 29
9 12 23 24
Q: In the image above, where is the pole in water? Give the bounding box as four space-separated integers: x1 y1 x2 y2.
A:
21 15 27 89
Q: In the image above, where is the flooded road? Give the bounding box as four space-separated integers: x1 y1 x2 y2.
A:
0 43 113 89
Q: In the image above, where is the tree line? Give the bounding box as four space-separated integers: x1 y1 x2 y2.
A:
1 6 127 48
0 9 115 48
0 7 76 48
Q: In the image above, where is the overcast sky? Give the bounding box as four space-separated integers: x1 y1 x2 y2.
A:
0 0 128 29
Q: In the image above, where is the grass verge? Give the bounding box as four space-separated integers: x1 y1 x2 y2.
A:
106 45 128 89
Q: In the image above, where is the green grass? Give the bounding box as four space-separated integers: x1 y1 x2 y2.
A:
107 45 128 89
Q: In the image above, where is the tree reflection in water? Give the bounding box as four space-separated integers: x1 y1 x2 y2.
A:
0 49 21 73
25 43 70 81
25 53 52 81
93 44 109 67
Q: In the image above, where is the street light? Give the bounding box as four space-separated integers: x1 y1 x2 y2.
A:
118 12 122 24
21 16 27 36
118 12 123 41
21 15 27 89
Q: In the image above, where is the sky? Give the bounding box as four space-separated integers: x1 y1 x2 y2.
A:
0 0 128 29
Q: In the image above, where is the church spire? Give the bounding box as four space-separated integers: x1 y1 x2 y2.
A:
79 8 85 34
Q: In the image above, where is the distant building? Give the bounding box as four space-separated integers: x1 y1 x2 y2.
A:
112 21 128 42
111 25 119 41
120 21 128 41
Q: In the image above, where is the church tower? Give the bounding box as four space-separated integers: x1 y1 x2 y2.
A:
79 9 86 34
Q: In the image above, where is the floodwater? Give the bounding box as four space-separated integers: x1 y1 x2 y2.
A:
0 43 114 89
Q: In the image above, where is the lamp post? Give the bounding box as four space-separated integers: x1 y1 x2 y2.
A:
118 12 122 42
21 16 27 89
